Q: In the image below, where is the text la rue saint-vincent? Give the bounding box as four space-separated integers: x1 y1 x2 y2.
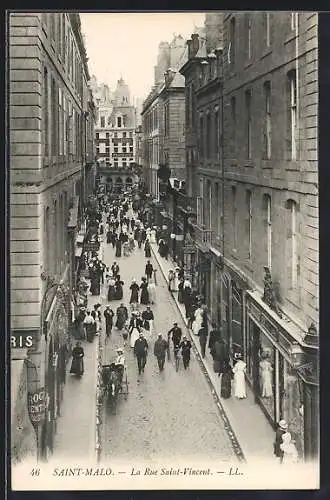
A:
131 466 243 476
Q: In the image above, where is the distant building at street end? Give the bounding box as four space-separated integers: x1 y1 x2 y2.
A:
92 77 138 194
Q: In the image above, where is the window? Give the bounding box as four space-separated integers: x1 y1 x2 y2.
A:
247 15 252 59
164 103 169 136
286 200 298 288
114 132 118 138
207 180 212 229
114 147 118 153
197 178 204 226
114 161 118 168
245 90 252 159
100 116 105 128
229 17 236 65
117 116 122 128
192 83 196 127
264 81 271 159
50 13 55 41
58 87 63 155
199 115 204 157
129 131 133 138
43 67 49 158
96 132 99 140
246 190 252 259
287 70 297 160
290 12 297 31
123 132 126 138
231 96 236 155
206 112 211 157
96 147 100 154
106 132 109 139
215 182 222 238
122 161 127 167
62 14 66 61
51 77 57 156
122 147 127 153
130 146 133 153
265 13 271 46
264 194 272 269
232 186 237 250
214 108 219 158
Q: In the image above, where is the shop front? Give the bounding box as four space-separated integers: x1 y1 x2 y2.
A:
41 293 70 460
245 290 317 459
211 255 245 358
196 249 211 310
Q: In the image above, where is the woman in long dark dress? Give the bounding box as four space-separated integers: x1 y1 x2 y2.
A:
115 238 122 257
114 277 124 300
129 279 139 304
220 360 233 399
70 342 85 376
178 278 184 304
140 278 150 305
107 275 116 301
144 239 151 258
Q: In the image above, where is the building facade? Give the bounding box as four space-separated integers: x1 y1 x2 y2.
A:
93 77 137 194
180 12 319 460
10 12 95 462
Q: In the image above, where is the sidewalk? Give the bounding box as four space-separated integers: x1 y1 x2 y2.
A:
52 241 106 463
150 242 275 462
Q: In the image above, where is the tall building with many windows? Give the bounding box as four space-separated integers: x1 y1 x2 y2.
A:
179 12 318 460
93 77 137 194
9 12 95 463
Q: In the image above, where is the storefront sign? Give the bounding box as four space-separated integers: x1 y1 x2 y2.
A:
84 242 100 252
27 387 46 426
11 332 36 349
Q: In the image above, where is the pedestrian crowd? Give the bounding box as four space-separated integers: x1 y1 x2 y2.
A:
70 188 299 465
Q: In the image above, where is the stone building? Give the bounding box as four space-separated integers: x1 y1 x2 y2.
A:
142 34 187 201
93 77 137 194
10 12 95 462
179 12 319 460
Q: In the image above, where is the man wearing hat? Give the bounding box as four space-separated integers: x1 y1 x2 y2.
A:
153 334 169 372
179 335 192 369
167 322 182 349
133 333 148 375
274 419 288 463
114 347 126 385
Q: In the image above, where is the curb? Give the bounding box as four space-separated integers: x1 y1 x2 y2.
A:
150 243 246 463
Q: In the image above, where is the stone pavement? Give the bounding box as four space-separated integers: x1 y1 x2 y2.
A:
99 235 239 463
150 242 276 462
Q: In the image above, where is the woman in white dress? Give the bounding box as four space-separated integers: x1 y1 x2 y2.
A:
150 227 157 244
259 351 273 398
192 306 203 336
233 356 247 399
147 279 156 304
280 432 298 465
129 312 141 348
146 227 151 241
173 267 180 292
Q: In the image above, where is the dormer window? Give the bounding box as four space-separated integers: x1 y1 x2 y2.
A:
117 116 122 128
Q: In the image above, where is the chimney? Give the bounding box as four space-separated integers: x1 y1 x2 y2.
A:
191 33 199 56
187 39 193 59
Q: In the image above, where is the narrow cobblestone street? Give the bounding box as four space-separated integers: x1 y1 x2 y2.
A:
99 226 238 464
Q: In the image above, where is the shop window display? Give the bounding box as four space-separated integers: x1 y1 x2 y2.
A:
279 355 304 456
258 335 276 420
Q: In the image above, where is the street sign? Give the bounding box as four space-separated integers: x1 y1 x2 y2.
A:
84 242 100 252
27 387 46 427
